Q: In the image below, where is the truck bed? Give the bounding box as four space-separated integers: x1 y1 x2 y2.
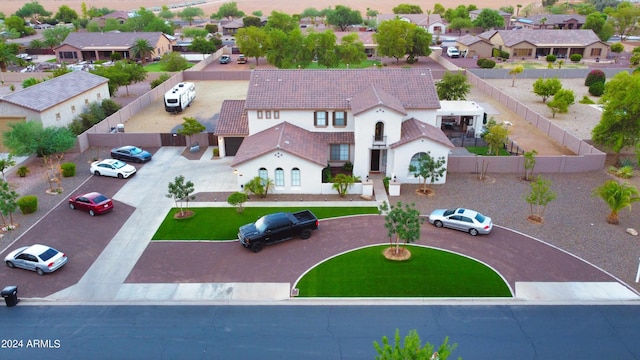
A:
292 210 316 223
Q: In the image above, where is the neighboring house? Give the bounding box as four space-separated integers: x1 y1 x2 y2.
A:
478 29 609 59
376 14 447 35
94 10 130 27
514 14 586 30
469 9 512 30
335 31 377 57
220 19 244 35
54 31 175 63
0 71 110 151
455 34 494 58
216 69 487 194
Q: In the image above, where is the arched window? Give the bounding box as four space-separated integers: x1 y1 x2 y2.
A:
275 168 284 186
291 168 301 187
409 152 427 175
374 122 385 141
258 168 268 181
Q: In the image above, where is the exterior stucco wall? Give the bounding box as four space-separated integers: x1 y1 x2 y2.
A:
233 150 324 194
352 107 404 178
0 103 40 121
38 83 110 128
247 109 355 135
390 138 452 184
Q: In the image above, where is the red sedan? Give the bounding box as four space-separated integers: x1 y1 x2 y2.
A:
69 192 113 216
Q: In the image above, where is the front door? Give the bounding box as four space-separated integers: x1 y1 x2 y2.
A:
370 150 380 172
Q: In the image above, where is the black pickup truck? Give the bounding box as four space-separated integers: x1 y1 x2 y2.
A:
238 210 318 252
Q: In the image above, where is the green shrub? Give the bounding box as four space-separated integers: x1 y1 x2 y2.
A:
342 161 353 173
17 165 29 177
477 58 487 67
101 99 121 116
585 69 606 86
546 54 557 63
480 59 496 68
17 195 38 214
60 162 76 177
383 176 391 192
588 81 605 96
633 46 640 54
213 148 219 157
610 42 624 53
150 73 171 89
578 95 595 104
570 54 582 62
617 165 634 179
499 50 509 59
619 158 635 168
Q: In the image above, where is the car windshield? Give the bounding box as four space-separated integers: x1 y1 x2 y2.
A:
443 209 456 216
130 147 142 155
255 217 267 232
93 195 109 203
475 213 486 223
39 248 58 261
112 160 126 169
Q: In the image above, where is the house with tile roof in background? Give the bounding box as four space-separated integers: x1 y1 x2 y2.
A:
0 71 109 151
376 14 448 35
53 32 175 63
514 14 586 30
215 68 487 194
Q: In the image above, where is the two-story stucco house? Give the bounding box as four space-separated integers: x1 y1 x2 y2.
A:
215 69 487 194
0 71 110 151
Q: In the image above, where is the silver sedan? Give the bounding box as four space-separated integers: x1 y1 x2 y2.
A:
428 208 493 236
4 244 68 276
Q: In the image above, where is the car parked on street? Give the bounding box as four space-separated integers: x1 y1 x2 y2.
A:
219 55 231 64
428 208 492 236
90 159 136 179
4 244 68 276
69 192 113 216
110 145 152 163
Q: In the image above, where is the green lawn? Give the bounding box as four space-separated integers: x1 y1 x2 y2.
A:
466 146 511 156
296 245 512 297
496 60 586 70
152 206 379 240
304 59 381 69
144 62 194 72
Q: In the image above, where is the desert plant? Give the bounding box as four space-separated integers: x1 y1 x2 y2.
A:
244 176 273 198
579 95 595 104
523 150 538 181
592 179 640 224
588 81 605 96
615 165 634 179
60 162 76 177
17 195 38 214
227 192 248 213
570 53 582 62
331 173 359 197
585 69 605 86
523 175 557 223
16 165 29 177
0 153 16 180
374 329 457 360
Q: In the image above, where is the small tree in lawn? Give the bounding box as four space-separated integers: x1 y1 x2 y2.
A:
0 181 20 230
523 150 538 181
332 173 360 197
227 192 248 213
592 179 640 224
481 119 510 156
177 117 206 147
408 152 446 195
374 329 457 360
382 201 423 257
0 154 16 180
523 175 557 224
166 175 196 218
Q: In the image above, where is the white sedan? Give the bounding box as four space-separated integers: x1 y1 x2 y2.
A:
5 244 68 276
428 208 493 236
90 159 136 179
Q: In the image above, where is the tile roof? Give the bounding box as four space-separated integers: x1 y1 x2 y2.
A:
524 14 586 25
56 32 167 50
376 14 444 26
350 84 407 116
245 68 440 111
0 71 108 112
215 100 248 136
496 29 602 47
456 34 491 46
319 132 354 144
231 122 329 167
391 118 454 149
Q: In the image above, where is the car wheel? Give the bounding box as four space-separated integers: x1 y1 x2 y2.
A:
117 173 124 179
89 209 95 217
251 241 263 253
36 267 45 276
69 203 75 210
6 261 15 268
469 228 479 236
300 229 311 239
434 220 443 228
94 171 101 176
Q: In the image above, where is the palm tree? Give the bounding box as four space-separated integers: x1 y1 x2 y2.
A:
131 38 154 65
592 180 640 224
0 42 19 72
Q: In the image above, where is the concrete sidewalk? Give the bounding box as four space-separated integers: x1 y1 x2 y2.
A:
44 147 639 304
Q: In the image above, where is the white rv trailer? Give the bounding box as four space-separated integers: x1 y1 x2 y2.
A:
164 82 196 113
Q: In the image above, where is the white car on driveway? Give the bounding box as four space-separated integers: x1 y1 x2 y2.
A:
5 244 68 276
428 208 492 236
446 47 460 58
90 159 136 179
